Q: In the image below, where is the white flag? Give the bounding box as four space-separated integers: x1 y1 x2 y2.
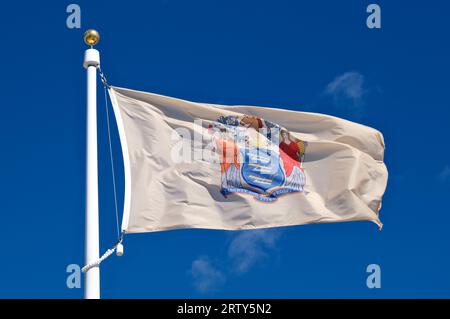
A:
108 86 388 233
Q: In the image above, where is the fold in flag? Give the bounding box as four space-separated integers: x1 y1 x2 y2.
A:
108 86 388 233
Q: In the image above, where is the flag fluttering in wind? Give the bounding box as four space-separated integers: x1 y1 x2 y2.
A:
108 86 388 234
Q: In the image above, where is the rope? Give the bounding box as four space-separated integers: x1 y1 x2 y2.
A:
98 65 110 88
82 235 124 273
99 66 120 239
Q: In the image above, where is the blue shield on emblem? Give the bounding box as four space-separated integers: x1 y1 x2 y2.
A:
240 147 285 193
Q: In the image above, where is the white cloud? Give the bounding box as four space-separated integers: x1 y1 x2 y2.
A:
188 230 282 292
227 229 280 274
325 71 365 101
323 71 367 118
439 165 450 181
190 256 225 293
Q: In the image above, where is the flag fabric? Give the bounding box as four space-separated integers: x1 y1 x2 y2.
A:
108 86 388 234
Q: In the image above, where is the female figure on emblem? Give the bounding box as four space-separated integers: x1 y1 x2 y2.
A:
213 129 242 191
279 130 306 191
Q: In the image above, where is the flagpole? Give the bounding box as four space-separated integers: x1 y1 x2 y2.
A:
83 29 101 299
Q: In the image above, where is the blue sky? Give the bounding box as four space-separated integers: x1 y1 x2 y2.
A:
0 0 449 298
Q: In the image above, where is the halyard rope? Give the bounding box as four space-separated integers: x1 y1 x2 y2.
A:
82 235 124 273
99 67 120 239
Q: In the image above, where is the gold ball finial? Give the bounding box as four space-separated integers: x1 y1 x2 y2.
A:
84 29 100 46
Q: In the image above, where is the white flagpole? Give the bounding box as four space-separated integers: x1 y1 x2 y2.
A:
83 29 101 299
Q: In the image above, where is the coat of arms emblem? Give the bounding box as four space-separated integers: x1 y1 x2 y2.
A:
209 115 307 202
